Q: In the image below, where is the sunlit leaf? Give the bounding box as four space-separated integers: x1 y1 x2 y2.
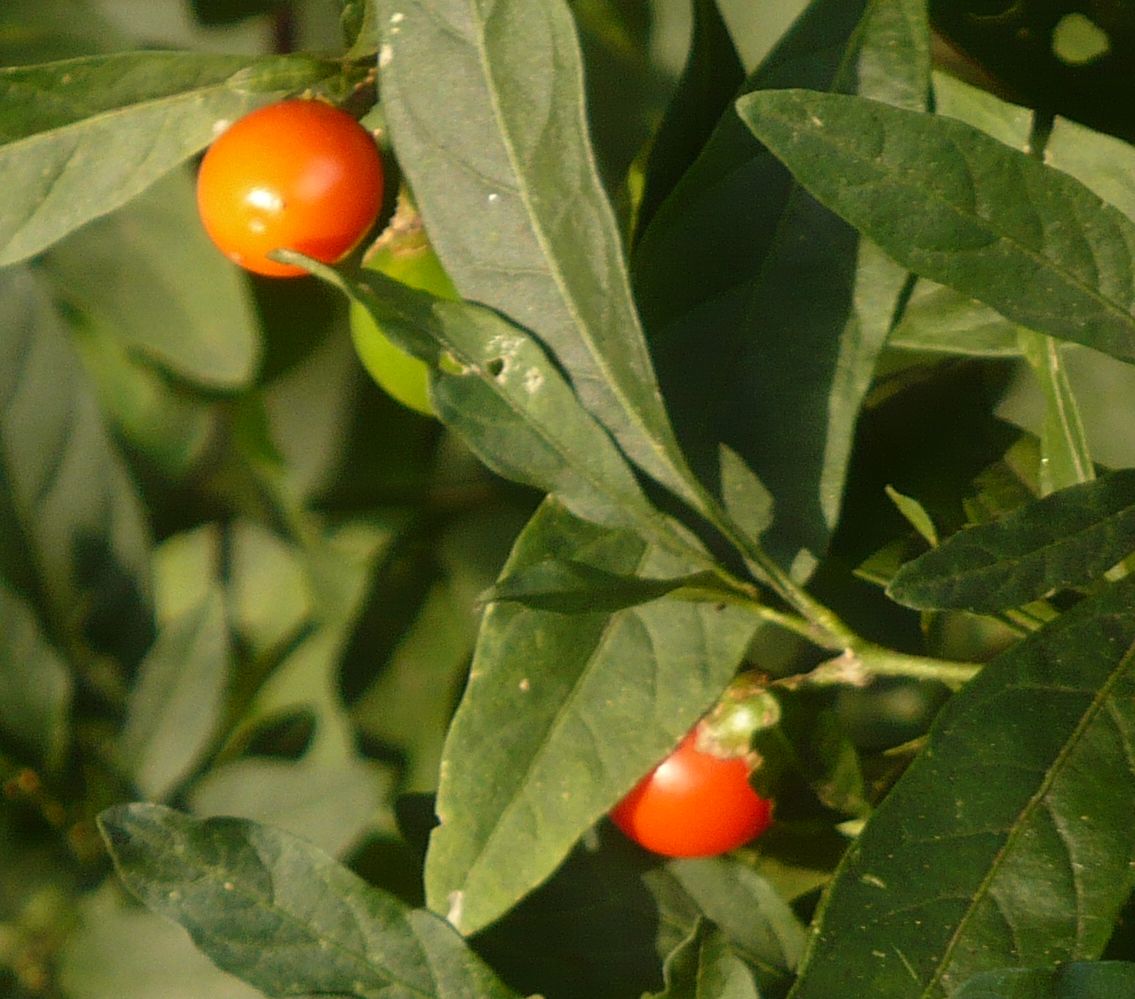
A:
424 500 759 935
736 89 1135 364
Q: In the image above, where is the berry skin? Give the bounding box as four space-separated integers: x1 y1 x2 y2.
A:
196 99 384 278
611 729 772 858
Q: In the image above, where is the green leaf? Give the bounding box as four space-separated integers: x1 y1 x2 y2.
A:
485 559 728 614
669 856 807 980
0 51 334 265
98 803 521 999
298 258 701 560
888 280 1019 357
633 0 745 240
0 0 123 64
1018 330 1095 495
634 0 930 571
424 500 759 935
0 266 152 666
735 88 1135 364
0 579 71 770
887 469 1135 612
954 961 1135 998
374 0 700 508
647 919 760 999
788 574 1135 998
39 166 261 390
118 587 231 801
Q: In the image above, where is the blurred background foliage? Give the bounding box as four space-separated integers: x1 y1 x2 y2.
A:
2 0 1135 996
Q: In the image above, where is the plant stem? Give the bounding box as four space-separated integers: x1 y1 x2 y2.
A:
782 645 980 691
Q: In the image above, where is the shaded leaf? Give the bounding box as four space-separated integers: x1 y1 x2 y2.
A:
954 961 1135 998
424 500 759 935
375 0 700 507
789 574 1135 998
40 166 261 389
0 578 71 770
119 587 231 801
888 469 1135 612
635 0 930 570
0 51 334 265
0 266 152 667
736 88 1135 364
888 280 1019 357
485 559 728 614
633 0 745 240
298 258 701 561
647 919 760 999
98 804 521 999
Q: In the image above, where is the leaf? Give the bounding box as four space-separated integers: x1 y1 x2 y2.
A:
788 574 1135 998
119 587 231 801
647 920 761 999
485 559 726 614
98 804 521 999
39 165 261 390
0 578 71 770
1017 330 1095 495
0 51 334 265
632 0 745 240
423 499 759 935
634 0 930 570
669 856 808 979
954 961 1135 998
298 258 701 560
0 0 122 65
887 469 1135 612
888 280 1019 357
374 0 700 507
735 89 1135 365
0 266 152 667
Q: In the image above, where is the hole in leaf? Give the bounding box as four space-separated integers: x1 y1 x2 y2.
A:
486 357 505 378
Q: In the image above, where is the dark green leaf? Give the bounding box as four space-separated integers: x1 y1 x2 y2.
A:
633 0 745 240
375 0 700 508
424 500 759 935
669 856 807 980
40 166 261 389
647 920 760 999
0 0 122 64
298 258 702 561
789 574 1135 998
888 280 1019 357
954 961 1135 999
0 51 334 265
98 804 521 999
888 469 1135 612
485 559 727 614
119 588 230 801
635 0 930 571
0 266 152 667
735 89 1135 364
0 578 71 770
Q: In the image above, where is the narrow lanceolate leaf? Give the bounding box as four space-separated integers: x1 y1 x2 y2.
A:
634 0 930 571
887 469 1135 612
374 0 699 507
424 500 759 936
98 804 520 999
0 51 334 265
647 921 760 999
0 267 152 667
736 89 1135 363
789 575 1135 998
0 579 71 770
298 258 701 559
119 588 230 801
